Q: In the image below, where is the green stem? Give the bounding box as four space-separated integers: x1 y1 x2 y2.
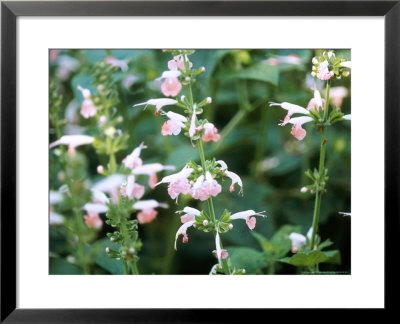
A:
123 261 129 275
131 261 139 275
310 81 331 249
186 71 230 275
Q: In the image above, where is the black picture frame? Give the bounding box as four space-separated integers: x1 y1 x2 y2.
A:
1 0 398 321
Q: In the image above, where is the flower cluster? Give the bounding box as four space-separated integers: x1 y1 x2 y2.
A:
311 50 351 81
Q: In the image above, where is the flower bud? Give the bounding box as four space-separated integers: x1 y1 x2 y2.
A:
228 223 233 230
185 77 191 82
311 71 316 77
203 220 208 226
206 97 212 104
182 234 189 243
117 116 123 123
97 84 104 92
312 57 318 65
105 247 110 253
99 115 107 126
201 66 206 72
97 165 104 174
129 247 135 254
180 95 185 102
242 269 246 274
300 187 307 193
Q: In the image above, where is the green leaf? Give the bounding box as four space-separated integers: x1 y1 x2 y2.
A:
217 63 279 86
279 250 341 267
50 257 82 275
251 231 273 252
226 247 269 274
90 238 124 274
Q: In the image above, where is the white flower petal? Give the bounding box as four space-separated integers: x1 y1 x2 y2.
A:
230 210 266 220
287 116 313 126
50 135 94 149
133 199 168 210
132 163 175 176
83 203 108 213
93 174 125 193
174 220 195 250
91 188 109 204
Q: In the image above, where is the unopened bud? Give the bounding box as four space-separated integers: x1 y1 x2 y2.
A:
180 95 186 102
242 269 246 274
121 251 127 256
311 71 316 77
312 57 318 65
97 84 104 92
182 235 189 244
129 247 135 254
110 237 114 241
117 116 123 123
97 165 104 174
228 224 233 230
105 247 110 253
343 71 350 77
201 66 206 72
206 97 212 104
203 220 208 226
99 115 107 126
300 187 307 193
185 77 191 82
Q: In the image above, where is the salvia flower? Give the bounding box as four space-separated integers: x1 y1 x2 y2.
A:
307 88 325 111
288 116 313 141
156 165 193 187
161 111 187 136
120 175 145 200
157 70 182 97
269 101 310 125
329 86 348 107
93 174 125 203
229 210 266 230
176 207 201 223
104 56 128 72
133 199 168 224
288 228 313 253
174 220 195 250
83 211 103 230
201 123 221 143
316 60 334 81
132 163 175 188
122 142 147 169
49 134 94 155
133 98 178 114
217 160 243 194
77 85 97 119
168 54 192 71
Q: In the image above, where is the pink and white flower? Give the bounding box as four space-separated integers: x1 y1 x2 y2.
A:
316 60 334 81
83 212 103 230
161 111 187 136
133 98 178 114
155 165 194 187
120 175 145 200
104 56 129 72
229 210 266 230
287 116 313 141
212 248 229 260
174 220 195 250
176 207 201 223
49 134 94 156
77 85 97 119
201 123 221 143
288 228 313 253
167 178 192 200
157 70 182 97
202 171 222 196
329 86 348 107
122 142 147 169
307 89 325 111
168 54 192 71
269 101 310 125
217 160 243 194
132 163 175 188
133 199 168 224
93 174 125 203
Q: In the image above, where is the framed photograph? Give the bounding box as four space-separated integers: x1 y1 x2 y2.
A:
1 0 398 321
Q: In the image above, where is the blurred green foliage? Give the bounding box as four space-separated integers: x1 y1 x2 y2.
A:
49 49 350 275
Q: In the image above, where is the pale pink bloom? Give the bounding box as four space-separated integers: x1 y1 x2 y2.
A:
212 249 229 259
168 178 192 200
176 207 201 223
77 85 97 119
122 142 147 169
104 56 128 72
343 114 351 120
269 101 310 126
168 54 192 71
229 210 266 230
133 199 168 224
285 116 313 141
174 220 195 250
84 212 103 230
202 123 221 143
161 78 182 97
216 160 243 194
300 187 308 193
329 86 348 107
191 175 207 201
161 111 187 136
50 50 60 62
307 89 325 111
49 135 94 156
97 165 104 174
155 165 193 186
202 171 222 197
93 174 125 203
133 98 178 114
316 60 334 81
120 175 145 200
132 163 175 189
137 209 158 224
